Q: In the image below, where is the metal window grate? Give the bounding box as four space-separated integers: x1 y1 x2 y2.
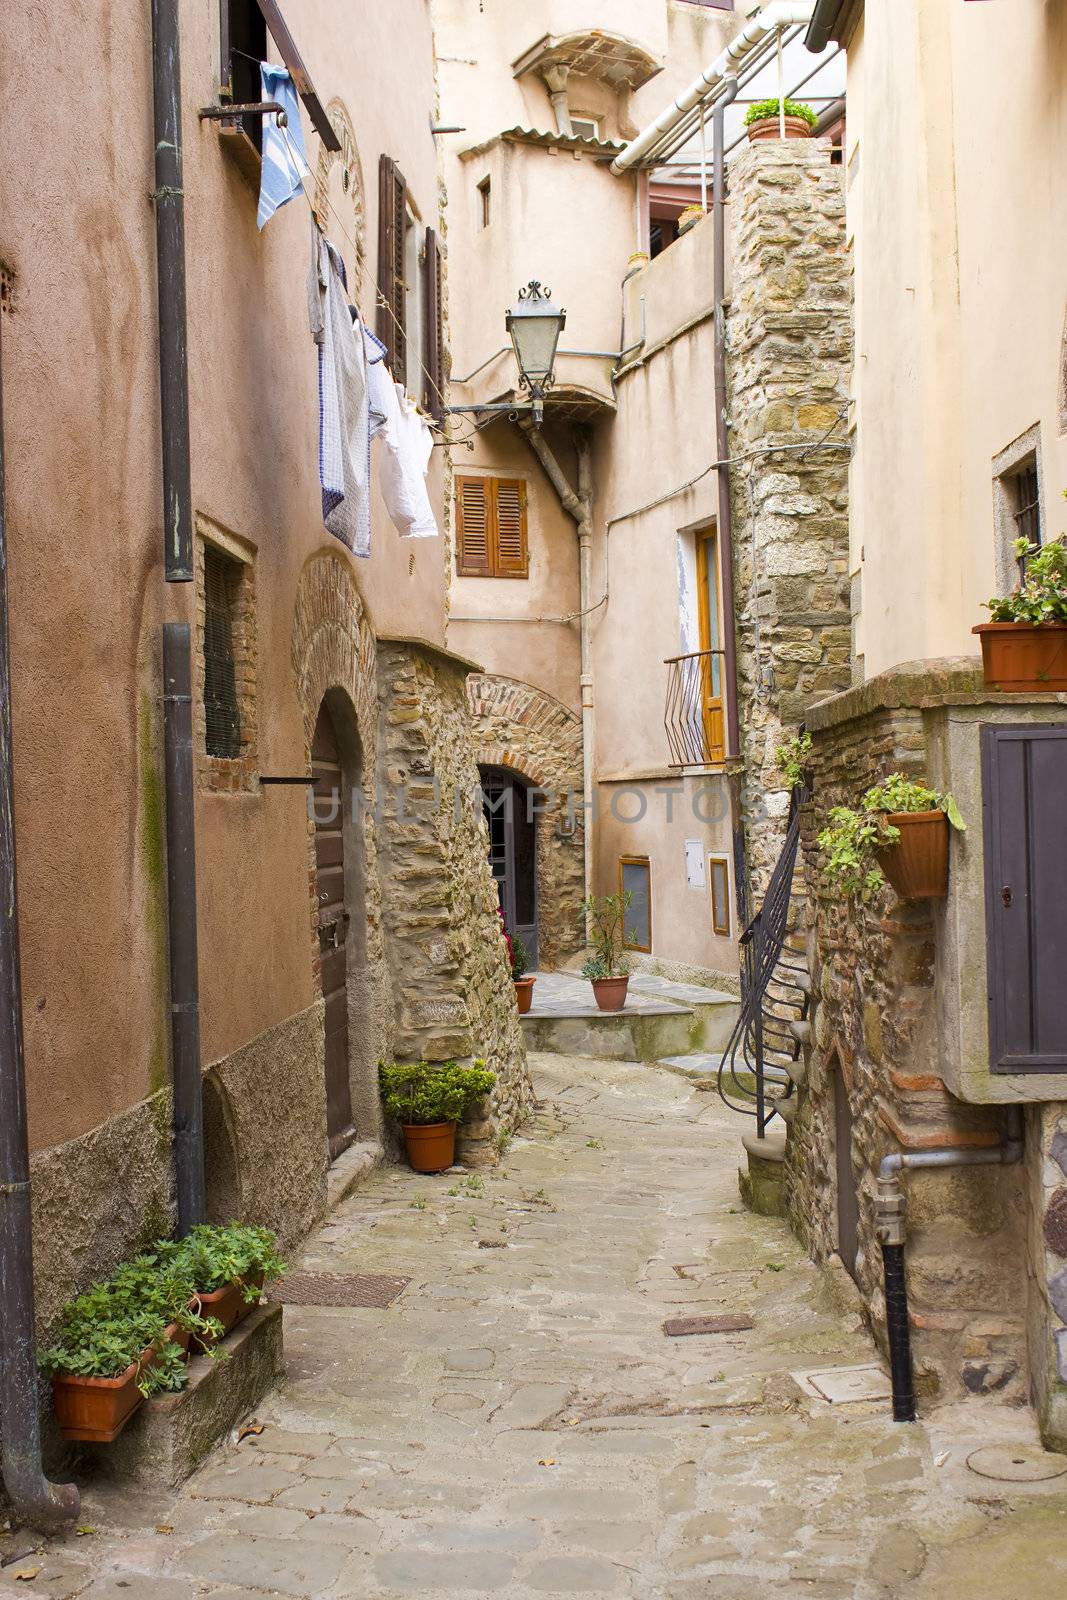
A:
1012 464 1042 550
204 547 242 758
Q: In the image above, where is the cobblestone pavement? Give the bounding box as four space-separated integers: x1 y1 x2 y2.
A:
9 1054 1067 1599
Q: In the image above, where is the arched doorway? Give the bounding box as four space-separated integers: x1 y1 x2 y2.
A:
313 699 356 1158
480 765 538 969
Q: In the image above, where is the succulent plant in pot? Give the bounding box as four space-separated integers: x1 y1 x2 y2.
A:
581 891 634 1011
380 1059 496 1173
744 97 818 142
974 528 1067 691
818 773 966 902
162 1224 286 1348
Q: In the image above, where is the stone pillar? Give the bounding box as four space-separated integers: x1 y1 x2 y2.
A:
725 139 853 895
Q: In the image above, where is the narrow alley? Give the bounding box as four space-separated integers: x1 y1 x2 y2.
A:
11 1054 1066 1600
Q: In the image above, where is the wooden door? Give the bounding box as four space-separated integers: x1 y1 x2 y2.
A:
312 703 355 1157
696 530 725 763
481 769 538 968
982 724 1067 1072
833 1067 860 1281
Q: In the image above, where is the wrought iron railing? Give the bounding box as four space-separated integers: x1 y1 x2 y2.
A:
718 791 810 1139
664 648 727 768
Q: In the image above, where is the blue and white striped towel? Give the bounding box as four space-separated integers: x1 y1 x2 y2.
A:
308 232 371 556
257 64 309 231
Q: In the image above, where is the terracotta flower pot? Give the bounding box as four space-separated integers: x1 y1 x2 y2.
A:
52 1362 144 1443
873 811 949 900
514 976 536 1015
747 114 812 143
402 1121 456 1173
591 975 629 1012
192 1272 265 1351
973 621 1067 692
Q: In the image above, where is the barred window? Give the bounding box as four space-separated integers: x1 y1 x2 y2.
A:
203 547 242 759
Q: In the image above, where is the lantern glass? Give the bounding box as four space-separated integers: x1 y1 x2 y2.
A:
506 283 566 389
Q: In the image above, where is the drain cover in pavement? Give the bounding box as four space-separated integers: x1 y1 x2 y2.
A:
966 1445 1067 1483
268 1271 410 1308
791 1364 893 1403
664 1315 754 1337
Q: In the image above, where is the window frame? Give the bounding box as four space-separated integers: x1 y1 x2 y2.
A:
619 856 653 954
708 853 732 937
695 528 726 765
455 475 529 578
569 115 601 142
477 176 491 229
218 0 339 149
992 424 1044 594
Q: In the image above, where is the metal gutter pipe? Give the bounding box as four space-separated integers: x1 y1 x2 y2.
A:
874 1109 1025 1422
0 314 80 1530
151 0 204 1232
610 3 816 175
805 0 847 54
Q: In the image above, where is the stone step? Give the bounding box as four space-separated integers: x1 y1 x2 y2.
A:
777 1097 797 1126
741 1129 788 1165
789 1019 812 1048
784 1055 808 1089
521 974 740 1065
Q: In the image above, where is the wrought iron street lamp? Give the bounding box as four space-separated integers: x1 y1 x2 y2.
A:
442 281 567 429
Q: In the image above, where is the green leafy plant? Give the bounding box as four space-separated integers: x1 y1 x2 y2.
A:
817 773 965 899
986 530 1067 623
510 934 530 981
777 730 812 791
379 1059 495 1127
743 97 818 129
581 891 634 979
161 1224 286 1301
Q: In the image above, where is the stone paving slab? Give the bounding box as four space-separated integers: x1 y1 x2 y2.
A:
21 1052 1067 1598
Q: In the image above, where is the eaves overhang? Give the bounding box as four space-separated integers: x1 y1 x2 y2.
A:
511 29 663 91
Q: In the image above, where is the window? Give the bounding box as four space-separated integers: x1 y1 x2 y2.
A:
478 176 491 228
455 476 529 577
217 0 339 167
377 155 408 385
993 427 1043 593
378 157 444 409
203 547 242 758
620 858 652 953
708 854 731 937
696 529 725 763
570 116 600 142
404 199 424 400
1010 463 1041 552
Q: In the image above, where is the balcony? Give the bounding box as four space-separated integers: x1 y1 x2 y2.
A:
664 648 728 768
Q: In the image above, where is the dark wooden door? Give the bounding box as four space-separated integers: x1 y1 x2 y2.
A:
313 704 355 1157
481 768 537 968
982 724 1067 1073
833 1067 860 1281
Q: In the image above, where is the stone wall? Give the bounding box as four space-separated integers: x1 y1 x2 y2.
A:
726 139 853 894
1029 1105 1067 1450
467 673 585 969
378 644 533 1162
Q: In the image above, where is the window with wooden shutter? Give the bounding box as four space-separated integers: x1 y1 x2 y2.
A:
217 0 340 165
455 476 528 578
422 226 444 416
377 154 407 385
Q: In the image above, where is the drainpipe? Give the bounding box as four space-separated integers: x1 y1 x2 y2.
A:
874 1108 1025 1423
519 422 595 929
151 0 204 1232
0 314 80 1529
712 79 749 925
541 66 572 138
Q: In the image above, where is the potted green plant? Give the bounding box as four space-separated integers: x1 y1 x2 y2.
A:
581 891 634 1012
974 531 1067 691
677 203 705 234
380 1059 496 1173
511 933 535 1014
818 774 966 902
164 1224 286 1348
744 98 817 142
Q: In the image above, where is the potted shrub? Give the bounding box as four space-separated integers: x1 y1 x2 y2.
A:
744 97 817 142
818 774 966 902
166 1224 286 1349
677 203 705 234
511 933 535 1014
380 1059 496 1173
581 891 634 1012
974 532 1067 691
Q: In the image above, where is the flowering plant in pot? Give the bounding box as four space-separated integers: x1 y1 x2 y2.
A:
510 932 536 1014
818 773 966 902
744 97 817 142
581 891 634 1011
379 1059 496 1173
162 1224 286 1349
974 530 1067 691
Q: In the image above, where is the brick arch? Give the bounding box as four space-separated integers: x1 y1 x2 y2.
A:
467 674 585 968
291 551 378 754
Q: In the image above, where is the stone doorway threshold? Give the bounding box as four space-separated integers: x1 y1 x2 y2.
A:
326 1139 382 1213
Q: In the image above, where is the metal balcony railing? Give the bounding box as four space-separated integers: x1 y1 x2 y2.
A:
663 648 727 768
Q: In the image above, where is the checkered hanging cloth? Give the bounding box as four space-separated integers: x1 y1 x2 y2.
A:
257 64 309 231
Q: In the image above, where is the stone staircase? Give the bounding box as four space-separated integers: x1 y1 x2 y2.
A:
738 955 813 1216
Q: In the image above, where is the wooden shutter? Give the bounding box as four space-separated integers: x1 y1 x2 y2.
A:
494 479 528 577
422 226 444 417
456 477 492 575
377 154 407 385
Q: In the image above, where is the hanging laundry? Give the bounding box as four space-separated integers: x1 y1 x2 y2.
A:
364 325 390 440
257 64 309 231
374 379 440 541
307 230 371 556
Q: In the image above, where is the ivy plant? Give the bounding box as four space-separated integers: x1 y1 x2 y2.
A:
986 529 1067 624
379 1059 495 1127
817 773 965 899
776 730 812 791
743 97 818 129
581 891 634 979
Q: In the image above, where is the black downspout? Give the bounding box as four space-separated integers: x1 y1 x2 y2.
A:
0 317 80 1528
712 80 749 925
151 0 204 1232
880 1242 917 1422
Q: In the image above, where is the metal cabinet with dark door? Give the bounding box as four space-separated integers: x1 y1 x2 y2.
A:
982 723 1067 1073
312 703 356 1156
480 767 538 969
